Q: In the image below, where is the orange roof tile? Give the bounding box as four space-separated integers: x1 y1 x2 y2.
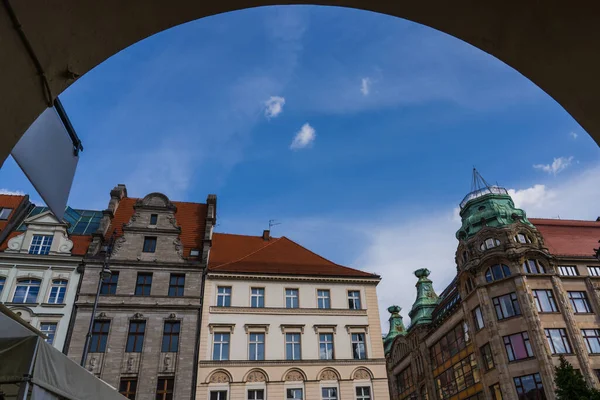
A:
209 233 379 278
0 194 26 231
531 218 600 258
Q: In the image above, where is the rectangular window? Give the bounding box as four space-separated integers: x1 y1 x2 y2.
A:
119 378 137 400
397 367 414 396
322 388 337 400
213 333 230 360
523 259 546 274
0 277 4 296
504 332 534 361
434 353 480 399
558 265 578 276
126 321 146 353
532 289 558 313
493 292 521 320
90 320 110 352
248 390 264 400
150 214 158 225
490 384 503 400
156 377 174 400
168 274 185 297
0 208 12 220
430 322 469 370
589 266 600 276
473 307 485 331
143 236 157 253
286 333 301 360
352 333 367 359
135 273 152 296
48 279 68 304
480 343 495 371
100 271 119 295
216 286 231 307
286 288 299 308
582 329 600 354
249 333 265 360
545 328 571 354
40 323 57 345
348 290 361 309
29 235 53 255
162 321 180 352
287 389 303 399
355 387 371 400
13 279 41 303
568 291 593 313
250 287 265 308
319 333 334 359
210 392 227 400
317 289 331 309
514 373 545 399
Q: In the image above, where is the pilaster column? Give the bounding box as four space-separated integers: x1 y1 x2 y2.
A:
460 300 493 394
419 340 437 400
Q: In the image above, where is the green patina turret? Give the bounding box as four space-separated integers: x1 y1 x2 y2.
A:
408 269 439 326
383 305 407 355
456 169 533 240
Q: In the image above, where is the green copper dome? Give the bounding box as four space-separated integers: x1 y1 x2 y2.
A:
408 269 439 326
383 305 407 355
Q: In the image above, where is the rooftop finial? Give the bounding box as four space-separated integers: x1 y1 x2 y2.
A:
471 167 493 193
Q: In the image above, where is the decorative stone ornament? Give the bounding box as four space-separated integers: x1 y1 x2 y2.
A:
246 370 267 382
285 370 304 382
209 371 230 383
353 368 371 380
319 369 338 381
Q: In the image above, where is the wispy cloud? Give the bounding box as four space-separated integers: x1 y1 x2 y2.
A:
533 156 574 175
0 188 25 196
290 123 316 150
569 132 578 139
264 96 286 118
360 77 372 96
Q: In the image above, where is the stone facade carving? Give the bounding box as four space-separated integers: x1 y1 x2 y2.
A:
6 233 24 251
133 313 144 319
111 235 126 257
285 370 304 382
353 368 371 380
319 369 338 381
210 371 230 383
246 370 267 383
57 233 74 253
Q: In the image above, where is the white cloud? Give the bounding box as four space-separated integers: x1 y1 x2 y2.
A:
0 189 25 196
290 123 316 150
533 156 574 175
360 78 371 96
264 96 286 118
570 132 578 139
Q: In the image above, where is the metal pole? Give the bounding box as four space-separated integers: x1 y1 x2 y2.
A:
80 268 103 367
17 337 40 400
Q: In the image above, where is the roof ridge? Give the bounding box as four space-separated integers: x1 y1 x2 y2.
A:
531 217 599 223
214 232 281 239
211 237 283 269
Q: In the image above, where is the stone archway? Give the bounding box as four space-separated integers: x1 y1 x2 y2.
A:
1 0 599 164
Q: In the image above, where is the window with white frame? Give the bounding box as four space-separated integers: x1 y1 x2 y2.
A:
472 306 485 331
319 333 334 360
210 391 227 400
250 288 265 308
0 208 12 220
29 235 53 255
588 266 600 276
317 290 331 309
352 333 367 359
355 387 371 400
348 291 361 309
558 265 579 276
514 233 531 244
480 238 501 251
216 286 231 307
213 333 230 360
286 333 301 360
247 389 264 400
287 389 303 399
249 333 265 360
286 289 299 308
322 388 337 400
40 323 57 345
13 279 41 303
48 279 68 304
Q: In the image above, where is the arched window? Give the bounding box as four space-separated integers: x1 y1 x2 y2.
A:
13 279 41 303
485 264 511 282
514 233 531 244
480 238 501 251
523 259 546 274
48 279 68 304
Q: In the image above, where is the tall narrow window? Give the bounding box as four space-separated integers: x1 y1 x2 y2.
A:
150 214 158 225
143 236 157 253
480 343 495 371
48 279 68 304
490 384 503 400
248 390 264 400
40 323 57 345
504 332 534 361
168 274 185 297
514 233 531 244
29 235 53 255
287 389 303 399
319 333 334 359
0 277 5 296
213 333 230 360
545 328 571 354
216 286 231 307
156 377 174 400
513 373 544 399
558 265 578 276
286 289 299 308
480 238 501 251
90 320 110 352
473 306 485 330
523 259 546 274
126 321 146 352
582 329 600 354
249 333 265 360
568 291 593 313
352 333 366 359
322 388 337 400
317 289 331 309
210 392 227 400
162 321 180 352
0 208 12 220
100 271 119 295
348 291 361 309
356 387 371 400
119 378 137 400
493 292 521 320
250 288 265 308
286 333 301 360
532 289 558 313
13 279 41 303
135 273 152 296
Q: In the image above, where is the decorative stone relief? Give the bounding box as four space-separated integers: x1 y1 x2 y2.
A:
163 355 171 372
168 313 177 320
173 238 183 257
57 233 74 253
133 313 144 320
319 369 338 381
125 212 141 227
126 356 134 372
353 368 371 380
246 370 267 383
210 371 230 383
6 233 25 252
167 215 179 229
285 371 304 382
112 235 127 257
96 312 108 319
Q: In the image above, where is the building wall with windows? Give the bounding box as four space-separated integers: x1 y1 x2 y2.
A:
197 232 389 400
66 185 216 400
385 182 600 400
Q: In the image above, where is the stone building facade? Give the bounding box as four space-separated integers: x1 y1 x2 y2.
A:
197 231 390 400
66 185 216 400
385 177 600 400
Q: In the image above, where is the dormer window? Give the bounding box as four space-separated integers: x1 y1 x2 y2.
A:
485 264 511 282
0 208 12 220
480 238 501 251
150 214 158 226
29 235 53 255
514 233 531 244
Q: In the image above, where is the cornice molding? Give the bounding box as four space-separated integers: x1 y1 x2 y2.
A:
207 273 379 285
75 302 200 311
209 306 367 316
198 358 386 367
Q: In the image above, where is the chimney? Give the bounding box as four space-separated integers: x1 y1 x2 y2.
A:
262 230 270 241
87 184 128 256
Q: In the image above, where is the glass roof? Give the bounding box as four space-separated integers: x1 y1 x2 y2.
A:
17 206 102 235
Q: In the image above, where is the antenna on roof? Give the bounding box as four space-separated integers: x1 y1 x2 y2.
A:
471 167 493 193
268 219 281 230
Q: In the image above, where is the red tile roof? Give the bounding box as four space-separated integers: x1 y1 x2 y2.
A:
531 218 600 258
209 233 379 278
0 194 26 231
106 197 207 258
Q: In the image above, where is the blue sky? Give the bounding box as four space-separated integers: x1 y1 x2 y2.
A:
1 6 598 330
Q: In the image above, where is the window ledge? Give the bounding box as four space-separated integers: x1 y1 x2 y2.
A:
508 357 536 364
4 302 39 306
41 303 66 308
551 353 574 357
496 314 523 323
573 312 595 315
